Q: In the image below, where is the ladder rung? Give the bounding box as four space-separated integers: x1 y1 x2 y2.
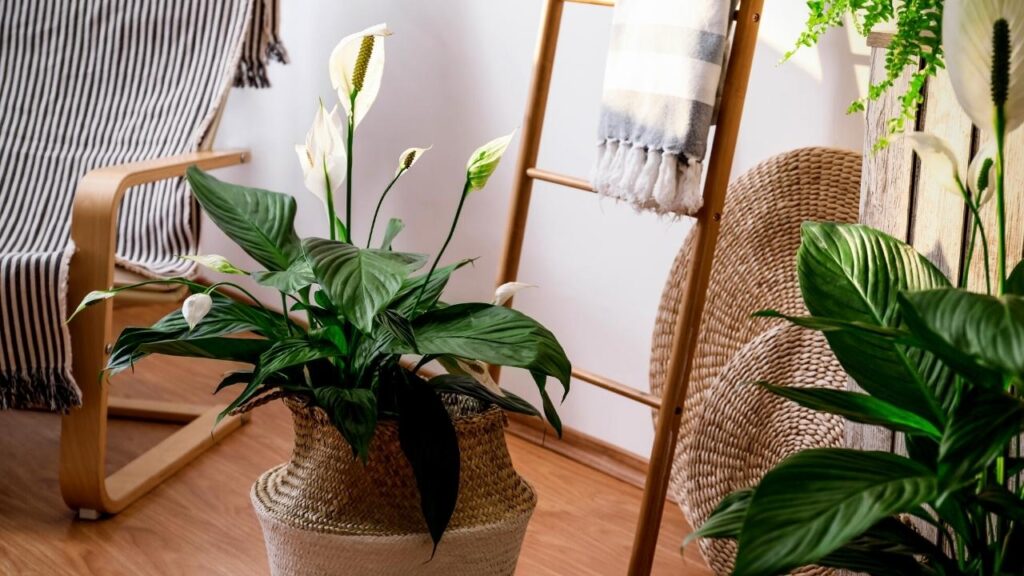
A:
573 367 661 408
526 167 595 192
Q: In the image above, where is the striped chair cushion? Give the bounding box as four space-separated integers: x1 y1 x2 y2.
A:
0 0 284 410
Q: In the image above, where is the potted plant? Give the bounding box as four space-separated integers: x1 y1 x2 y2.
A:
72 24 571 576
693 2 1024 574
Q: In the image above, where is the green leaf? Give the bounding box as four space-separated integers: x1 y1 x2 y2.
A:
428 374 542 419
901 288 1024 383
687 488 753 544
70 277 203 321
377 309 417 352
303 238 427 333
1007 259 1024 295
314 387 377 462
253 337 342 388
381 218 404 250
395 303 571 391
466 132 515 192
817 517 953 575
754 309 913 342
186 167 302 271
532 371 563 437
734 448 937 576
975 485 1024 522
797 222 951 423
938 386 1024 489
252 258 316 294
390 259 474 317
137 337 272 364
397 375 460 552
106 292 287 372
761 384 942 439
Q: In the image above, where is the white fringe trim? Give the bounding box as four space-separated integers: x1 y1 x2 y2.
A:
592 139 703 216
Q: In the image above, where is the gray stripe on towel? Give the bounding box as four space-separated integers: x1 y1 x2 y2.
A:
599 94 714 159
609 23 726 64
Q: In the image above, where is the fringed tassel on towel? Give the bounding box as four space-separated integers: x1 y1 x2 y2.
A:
235 0 290 88
0 369 81 412
594 140 703 215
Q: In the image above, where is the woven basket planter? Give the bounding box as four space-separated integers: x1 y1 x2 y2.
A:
251 397 536 576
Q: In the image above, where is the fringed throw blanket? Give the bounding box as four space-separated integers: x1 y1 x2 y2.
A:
0 0 286 411
593 0 732 215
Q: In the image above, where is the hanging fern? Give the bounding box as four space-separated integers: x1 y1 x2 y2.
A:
787 0 945 149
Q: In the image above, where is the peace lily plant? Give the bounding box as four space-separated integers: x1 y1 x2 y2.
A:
71 24 570 549
695 1 1024 574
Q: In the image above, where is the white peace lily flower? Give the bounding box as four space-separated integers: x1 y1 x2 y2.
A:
943 0 1024 133
329 23 391 129
492 282 536 306
395 146 430 176
466 131 516 192
455 359 505 398
180 254 248 275
181 293 213 331
902 132 963 196
295 102 347 209
968 140 998 206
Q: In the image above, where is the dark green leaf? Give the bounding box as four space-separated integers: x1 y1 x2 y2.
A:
397 375 460 552
687 488 753 544
252 258 316 294
253 337 342 388
754 309 913 341
1007 259 1024 295
314 387 377 461
818 516 954 575
377 309 417 351
215 370 253 392
137 337 271 364
397 303 571 391
532 371 563 437
975 485 1024 522
381 218 404 250
303 238 426 333
761 384 942 439
797 222 950 423
939 386 1024 489
734 448 937 576
428 374 541 419
901 289 1024 383
186 167 301 271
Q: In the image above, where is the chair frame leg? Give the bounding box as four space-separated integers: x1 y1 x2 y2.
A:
59 150 251 516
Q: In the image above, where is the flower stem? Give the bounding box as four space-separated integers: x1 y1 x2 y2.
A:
995 105 1008 295
367 169 406 248
412 180 471 312
346 101 356 244
956 179 992 294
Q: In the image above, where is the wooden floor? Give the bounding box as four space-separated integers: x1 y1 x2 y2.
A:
0 304 711 575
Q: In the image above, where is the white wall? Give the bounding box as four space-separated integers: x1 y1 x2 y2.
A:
206 0 870 457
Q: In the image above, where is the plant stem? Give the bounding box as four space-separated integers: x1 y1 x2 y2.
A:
346 100 356 243
995 105 1008 295
412 180 472 312
203 281 272 315
281 293 295 335
322 155 336 242
367 169 405 248
956 179 992 294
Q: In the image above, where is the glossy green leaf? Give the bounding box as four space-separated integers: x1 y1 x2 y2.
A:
397 375 460 552
817 516 953 575
531 371 564 437
687 488 753 544
734 448 937 576
314 387 377 461
797 222 951 422
136 337 272 364
901 288 1024 383
754 309 912 342
252 258 316 294
253 337 342 388
377 309 416 351
186 167 301 271
303 238 427 333
381 218 404 250
1007 259 1024 295
395 303 571 390
428 374 541 419
939 386 1024 489
975 485 1024 522
761 384 942 439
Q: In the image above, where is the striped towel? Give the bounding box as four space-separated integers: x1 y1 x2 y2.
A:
0 0 285 411
593 0 732 215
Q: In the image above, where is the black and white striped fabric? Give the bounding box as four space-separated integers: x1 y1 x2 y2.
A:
0 0 285 411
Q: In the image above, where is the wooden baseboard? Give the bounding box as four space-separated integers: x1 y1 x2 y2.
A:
506 412 677 504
